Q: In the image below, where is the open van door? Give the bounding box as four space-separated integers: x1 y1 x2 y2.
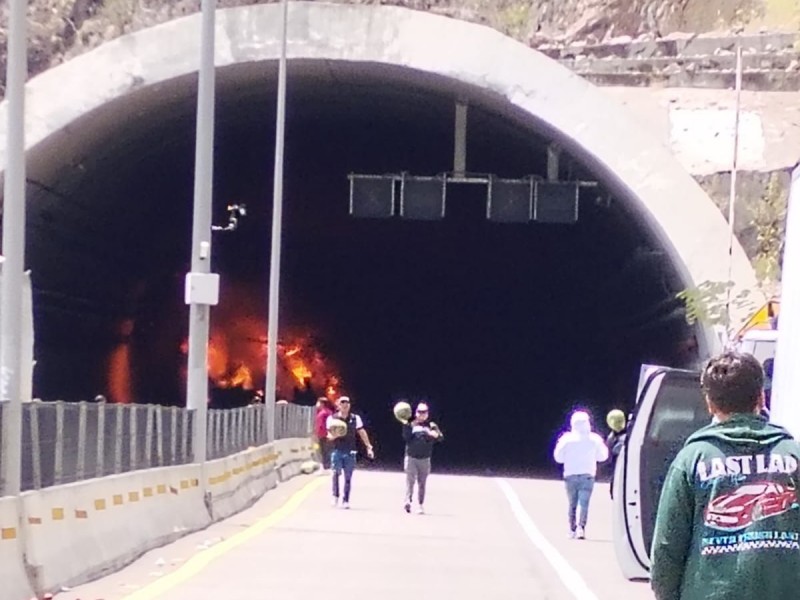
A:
613 365 707 580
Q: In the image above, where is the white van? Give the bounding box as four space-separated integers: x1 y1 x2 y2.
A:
737 328 778 365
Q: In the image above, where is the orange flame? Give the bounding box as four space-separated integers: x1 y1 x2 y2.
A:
177 283 342 400
107 319 134 404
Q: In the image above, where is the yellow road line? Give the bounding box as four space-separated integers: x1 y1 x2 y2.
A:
121 476 324 600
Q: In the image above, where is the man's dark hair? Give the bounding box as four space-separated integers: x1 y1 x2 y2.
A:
701 351 764 414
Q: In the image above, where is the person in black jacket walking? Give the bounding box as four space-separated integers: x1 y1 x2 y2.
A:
402 403 443 514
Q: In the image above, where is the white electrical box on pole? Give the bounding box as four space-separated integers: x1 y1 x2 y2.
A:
185 0 218 476
0 0 29 497
264 0 290 442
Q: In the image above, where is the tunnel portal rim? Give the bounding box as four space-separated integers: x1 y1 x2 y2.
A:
0 1 761 358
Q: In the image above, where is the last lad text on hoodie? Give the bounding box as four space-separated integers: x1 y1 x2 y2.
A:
651 414 800 600
553 411 609 477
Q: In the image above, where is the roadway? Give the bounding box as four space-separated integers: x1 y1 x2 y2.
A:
59 470 654 600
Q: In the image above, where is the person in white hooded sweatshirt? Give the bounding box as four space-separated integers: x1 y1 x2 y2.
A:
553 410 609 539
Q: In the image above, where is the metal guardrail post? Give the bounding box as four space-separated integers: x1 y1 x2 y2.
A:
238 408 245 451
29 401 41 489
129 404 138 471
96 402 105 478
181 408 189 463
208 410 216 459
269 398 276 443
155 406 164 467
222 410 230 455
76 402 87 481
54 402 64 485
115 404 124 474
171 406 179 465
144 405 154 469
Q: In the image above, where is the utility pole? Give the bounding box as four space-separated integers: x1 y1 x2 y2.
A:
724 45 743 340
0 0 29 496
185 0 219 473
264 0 290 442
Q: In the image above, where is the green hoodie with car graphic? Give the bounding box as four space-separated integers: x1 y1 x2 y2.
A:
651 414 800 600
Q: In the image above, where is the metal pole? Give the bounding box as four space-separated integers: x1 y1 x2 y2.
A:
453 101 468 177
725 45 743 339
265 0 289 441
185 0 217 469
0 0 29 497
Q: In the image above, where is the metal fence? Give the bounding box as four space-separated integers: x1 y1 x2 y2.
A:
0 399 314 494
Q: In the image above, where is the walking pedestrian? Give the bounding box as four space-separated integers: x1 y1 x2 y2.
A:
553 409 609 539
402 402 443 515
327 396 374 509
651 351 800 600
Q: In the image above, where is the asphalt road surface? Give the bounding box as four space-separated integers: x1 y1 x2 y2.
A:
59 470 655 600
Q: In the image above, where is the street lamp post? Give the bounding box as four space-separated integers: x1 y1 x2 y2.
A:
0 0 29 497
185 0 219 473
264 0 290 442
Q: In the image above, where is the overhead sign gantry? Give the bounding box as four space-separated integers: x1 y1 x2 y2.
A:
348 100 598 225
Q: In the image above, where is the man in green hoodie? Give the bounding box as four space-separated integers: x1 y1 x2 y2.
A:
651 351 800 600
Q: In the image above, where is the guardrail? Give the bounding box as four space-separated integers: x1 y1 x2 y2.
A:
0 399 314 495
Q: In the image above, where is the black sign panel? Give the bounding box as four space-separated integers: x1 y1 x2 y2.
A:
535 182 579 224
400 177 446 221
488 179 533 223
349 176 396 219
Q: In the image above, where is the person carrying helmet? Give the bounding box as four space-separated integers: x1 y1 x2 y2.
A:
553 409 609 539
402 402 443 515
326 396 374 509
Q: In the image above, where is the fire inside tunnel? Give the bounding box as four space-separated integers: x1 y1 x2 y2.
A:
23 60 700 475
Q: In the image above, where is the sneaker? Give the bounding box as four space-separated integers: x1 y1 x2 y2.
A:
404 502 411 513
576 526 585 540
417 505 425 515
569 529 577 539
342 501 350 510
332 496 339 507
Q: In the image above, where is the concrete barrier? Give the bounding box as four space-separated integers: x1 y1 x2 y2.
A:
21 464 208 593
2 437 313 600
0 497 33 600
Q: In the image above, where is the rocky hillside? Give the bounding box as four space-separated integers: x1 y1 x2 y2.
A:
1 0 799 97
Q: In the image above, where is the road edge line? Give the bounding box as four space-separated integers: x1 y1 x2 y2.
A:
496 479 599 600
121 475 325 600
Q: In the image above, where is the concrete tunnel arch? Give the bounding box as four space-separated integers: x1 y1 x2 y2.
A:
0 1 759 360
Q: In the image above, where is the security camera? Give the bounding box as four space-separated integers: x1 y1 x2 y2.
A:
212 203 248 232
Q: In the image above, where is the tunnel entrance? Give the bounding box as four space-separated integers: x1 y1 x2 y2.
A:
8 2 760 474
24 61 695 474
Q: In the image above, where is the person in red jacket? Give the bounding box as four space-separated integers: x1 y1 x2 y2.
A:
314 398 334 469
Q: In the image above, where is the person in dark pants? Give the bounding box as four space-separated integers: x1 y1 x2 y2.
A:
606 425 627 499
402 402 443 515
553 410 609 539
327 396 374 509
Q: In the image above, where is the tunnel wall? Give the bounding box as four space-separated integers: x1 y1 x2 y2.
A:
0 1 761 354
0 437 314 599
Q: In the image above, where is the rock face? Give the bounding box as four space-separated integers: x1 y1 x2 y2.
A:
1 0 798 96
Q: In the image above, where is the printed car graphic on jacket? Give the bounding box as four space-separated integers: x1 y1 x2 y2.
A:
705 481 799 531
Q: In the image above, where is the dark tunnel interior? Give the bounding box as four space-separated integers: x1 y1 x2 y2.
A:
21 61 700 475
